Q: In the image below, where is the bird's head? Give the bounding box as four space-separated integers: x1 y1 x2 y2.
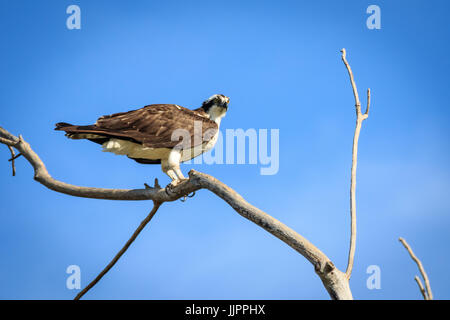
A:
201 94 230 123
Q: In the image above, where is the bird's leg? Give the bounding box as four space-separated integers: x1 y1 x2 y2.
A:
164 169 180 194
166 166 190 193
166 169 179 182
174 167 186 181
161 157 181 194
162 150 190 196
173 166 195 201
164 169 194 200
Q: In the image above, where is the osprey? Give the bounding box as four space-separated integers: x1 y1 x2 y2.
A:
55 94 230 185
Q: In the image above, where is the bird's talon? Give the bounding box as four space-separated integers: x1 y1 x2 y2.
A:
165 180 180 195
179 191 195 202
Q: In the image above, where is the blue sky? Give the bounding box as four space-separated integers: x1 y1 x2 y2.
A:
1 0 449 299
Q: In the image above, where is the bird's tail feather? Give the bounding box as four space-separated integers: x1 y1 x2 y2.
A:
54 122 74 130
54 122 106 140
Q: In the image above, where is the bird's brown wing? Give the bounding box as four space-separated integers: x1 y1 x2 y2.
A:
55 104 218 148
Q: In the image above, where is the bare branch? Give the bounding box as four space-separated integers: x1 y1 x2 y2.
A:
414 276 427 300
6 145 17 176
0 126 197 202
75 201 162 300
0 126 19 143
0 124 353 299
0 136 16 146
340 48 361 114
365 88 371 117
0 125 332 272
399 237 433 300
190 170 353 299
8 152 22 162
341 49 370 279
190 171 330 268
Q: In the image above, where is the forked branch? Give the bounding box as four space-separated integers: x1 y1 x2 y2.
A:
6 145 18 176
399 237 433 300
341 48 370 279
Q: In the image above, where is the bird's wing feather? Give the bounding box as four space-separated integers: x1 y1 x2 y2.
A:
56 104 218 148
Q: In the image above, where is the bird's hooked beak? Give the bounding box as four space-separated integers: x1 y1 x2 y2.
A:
224 96 230 109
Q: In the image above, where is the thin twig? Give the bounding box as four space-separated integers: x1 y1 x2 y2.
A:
366 88 371 117
9 152 22 161
75 202 162 300
0 136 16 146
341 48 361 112
414 276 427 300
341 48 370 279
399 237 433 300
6 146 16 176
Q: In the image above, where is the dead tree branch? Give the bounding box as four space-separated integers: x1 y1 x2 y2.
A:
0 125 352 300
414 276 428 300
399 237 433 300
0 49 369 300
75 201 162 300
341 48 370 279
0 126 197 203
6 145 17 176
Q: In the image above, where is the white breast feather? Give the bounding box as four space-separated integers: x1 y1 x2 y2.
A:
180 130 220 162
